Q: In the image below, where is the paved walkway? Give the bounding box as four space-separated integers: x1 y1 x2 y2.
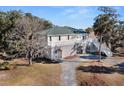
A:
60 61 80 86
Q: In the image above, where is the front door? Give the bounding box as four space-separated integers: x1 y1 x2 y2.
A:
57 49 62 58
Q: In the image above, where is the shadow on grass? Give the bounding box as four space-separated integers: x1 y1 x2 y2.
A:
77 65 124 74
34 58 62 64
114 62 124 74
80 55 106 60
16 64 29 67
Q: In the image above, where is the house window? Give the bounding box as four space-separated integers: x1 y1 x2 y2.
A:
82 36 84 40
59 36 61 41
68 35 69 40
50 36 52 41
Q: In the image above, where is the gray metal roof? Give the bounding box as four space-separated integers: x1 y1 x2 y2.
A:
48 26 88 36
48 26 75 36
36 26 88 36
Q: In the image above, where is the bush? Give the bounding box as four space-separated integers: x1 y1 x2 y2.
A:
0 62 16 70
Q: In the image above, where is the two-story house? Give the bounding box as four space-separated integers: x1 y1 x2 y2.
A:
43 26 89 59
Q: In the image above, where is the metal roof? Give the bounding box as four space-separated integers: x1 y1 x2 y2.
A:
36 26 88 36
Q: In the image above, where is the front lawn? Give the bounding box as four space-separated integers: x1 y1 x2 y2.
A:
0 59 61 86
76 61 124 86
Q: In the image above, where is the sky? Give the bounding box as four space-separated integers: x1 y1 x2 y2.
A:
0 6 124 29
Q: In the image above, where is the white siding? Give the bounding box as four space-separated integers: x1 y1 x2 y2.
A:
48 34 84 47
61 45 76 58
47 34 89 59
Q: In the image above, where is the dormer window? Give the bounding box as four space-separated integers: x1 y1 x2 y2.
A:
59 36 61 41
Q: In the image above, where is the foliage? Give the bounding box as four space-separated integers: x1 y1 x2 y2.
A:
7 12 52 65
85 27 93 33
0 62 16 70
0 10 23 53
0 10 52 65
93 7 119 61
93 7 118 36
110 21 124 51
93 7 124 53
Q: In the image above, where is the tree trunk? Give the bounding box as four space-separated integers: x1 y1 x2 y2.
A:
98 35 102 62
105 41 112 51
26 51 28 59
29 57 32 65
108 42 111 50
27 47 33 65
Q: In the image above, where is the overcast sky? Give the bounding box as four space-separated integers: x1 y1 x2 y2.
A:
0 6 124 29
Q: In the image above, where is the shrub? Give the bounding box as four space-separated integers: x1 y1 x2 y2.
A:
0 62 16 70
